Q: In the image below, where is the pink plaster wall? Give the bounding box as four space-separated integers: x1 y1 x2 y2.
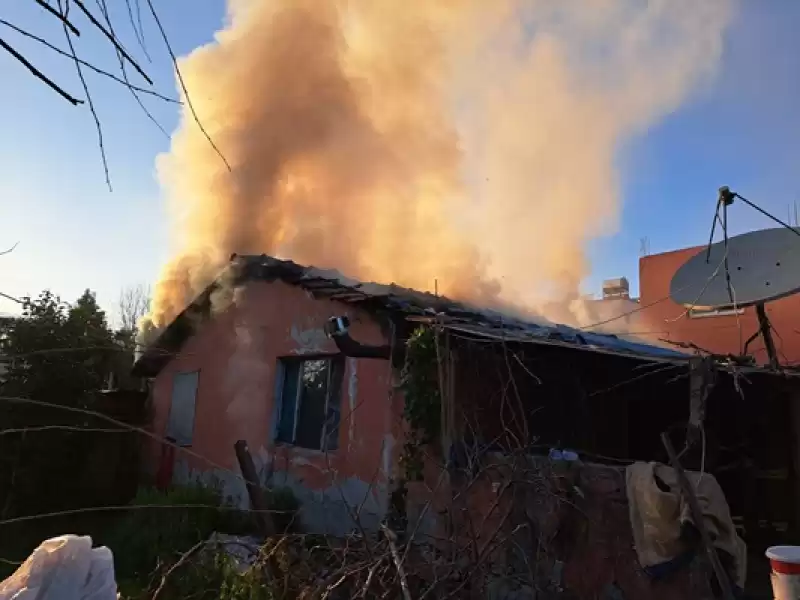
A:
147 279 402 529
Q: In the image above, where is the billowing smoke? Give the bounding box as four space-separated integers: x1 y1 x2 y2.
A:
147 0 732 330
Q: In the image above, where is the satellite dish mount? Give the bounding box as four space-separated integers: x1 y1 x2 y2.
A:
670 187 800 369
744 303 778 368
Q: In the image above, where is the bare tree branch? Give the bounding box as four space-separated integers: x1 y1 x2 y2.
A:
0 242 19 257
5 0 188 187
0 36 82 105
33 0 80 36
0 291 22 305
145 0 232 172
0 19 179 103
134 0 148 59
123 0 150 62
71 0 152 84
150 540 207 600
58 0 111 190
381 525 412 600
94 0 168 137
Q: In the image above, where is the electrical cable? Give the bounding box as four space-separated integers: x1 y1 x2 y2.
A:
665 230 729 323
715 203 743 353
770 324 791 365
733 192 800 238
580 250 729 331
581 189 800 333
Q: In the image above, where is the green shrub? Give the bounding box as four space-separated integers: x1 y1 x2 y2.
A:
106 482 251 581
183 553 275 600
109 482 302 597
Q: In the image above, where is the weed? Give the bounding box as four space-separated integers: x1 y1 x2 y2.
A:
106 482 250 581
119 551 275 600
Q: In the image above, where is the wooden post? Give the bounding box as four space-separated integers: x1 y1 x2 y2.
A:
661 432 735 600
234 439 274 536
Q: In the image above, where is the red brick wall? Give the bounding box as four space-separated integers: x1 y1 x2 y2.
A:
639 246 800 365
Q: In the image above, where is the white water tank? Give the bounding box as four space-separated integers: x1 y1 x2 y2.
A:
602 277 630 299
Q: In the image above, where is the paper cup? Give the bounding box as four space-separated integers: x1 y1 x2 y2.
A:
767 546 800 599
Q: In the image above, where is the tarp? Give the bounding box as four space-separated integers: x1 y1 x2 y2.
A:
0 535 116 600
626 461 746 589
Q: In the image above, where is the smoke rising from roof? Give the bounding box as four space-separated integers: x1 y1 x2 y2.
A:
147 0 733 329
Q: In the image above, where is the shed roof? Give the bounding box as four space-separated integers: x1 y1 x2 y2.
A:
134 254 689 377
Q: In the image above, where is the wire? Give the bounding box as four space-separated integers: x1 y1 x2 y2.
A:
699 424 706 485
734 193 800 238
0 503 292 527
587 363 683 397
579 294 671 331
0 342 174 361
581 250 729 331
0 395 242 485
600 322 746 337
770 324 791 365
0 425 131 435
730 280 743 355
717 207 744 353
666 236 729 324
582 189 800 333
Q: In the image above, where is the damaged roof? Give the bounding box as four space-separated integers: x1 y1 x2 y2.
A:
134 254 688 377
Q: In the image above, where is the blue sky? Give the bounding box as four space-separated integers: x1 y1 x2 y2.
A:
0 0 225 320
589 2 800 296
1 1 799 321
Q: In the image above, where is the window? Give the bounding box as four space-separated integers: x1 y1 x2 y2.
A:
167 371 199 446
275 357 344 451
688 306 745 319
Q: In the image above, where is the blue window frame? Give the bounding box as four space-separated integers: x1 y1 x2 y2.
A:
275 357 344 451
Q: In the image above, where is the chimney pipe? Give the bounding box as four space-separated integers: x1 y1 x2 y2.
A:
325 316 392 360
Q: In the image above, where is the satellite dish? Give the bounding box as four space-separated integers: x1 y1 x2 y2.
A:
670 225 800 369
670 227 800 309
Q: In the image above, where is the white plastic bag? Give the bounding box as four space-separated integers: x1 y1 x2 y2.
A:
0 535 117 600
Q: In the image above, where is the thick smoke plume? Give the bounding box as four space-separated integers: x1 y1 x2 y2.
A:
148 0 732 329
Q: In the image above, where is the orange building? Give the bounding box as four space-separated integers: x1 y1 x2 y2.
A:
639 245 800 365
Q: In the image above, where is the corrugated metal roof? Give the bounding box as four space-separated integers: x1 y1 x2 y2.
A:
438 322 688 362
233 255 690 362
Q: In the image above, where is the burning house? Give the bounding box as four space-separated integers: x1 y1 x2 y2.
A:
134 253 800 598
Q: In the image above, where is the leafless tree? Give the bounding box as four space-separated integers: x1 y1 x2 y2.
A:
117 283 150 334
